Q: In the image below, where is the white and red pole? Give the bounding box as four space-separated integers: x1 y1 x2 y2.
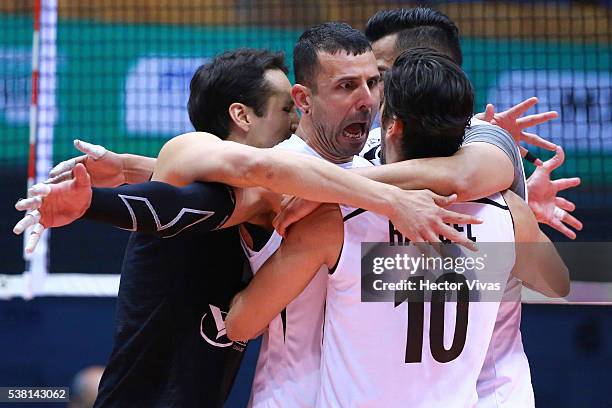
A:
24 0 57 299
27 0 40 195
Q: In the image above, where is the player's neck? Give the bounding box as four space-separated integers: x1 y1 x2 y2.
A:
225 132 245 145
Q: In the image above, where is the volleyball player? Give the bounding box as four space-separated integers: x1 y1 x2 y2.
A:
355 9 580 406
224 48 569 407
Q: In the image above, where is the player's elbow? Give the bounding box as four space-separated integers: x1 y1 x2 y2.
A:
558 281 570 298
225 296 263 342
534 265 570 298
225 315 259 342
450 176 472 200
553 268 570 298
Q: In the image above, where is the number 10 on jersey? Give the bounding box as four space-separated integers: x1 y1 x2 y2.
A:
395 273 470 363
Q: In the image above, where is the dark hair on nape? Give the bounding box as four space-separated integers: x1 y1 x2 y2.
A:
365 8 462 65
382 47 473 160
293 22 372 89
187 48 287 139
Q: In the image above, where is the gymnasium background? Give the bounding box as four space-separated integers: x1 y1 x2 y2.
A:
1 1 611 407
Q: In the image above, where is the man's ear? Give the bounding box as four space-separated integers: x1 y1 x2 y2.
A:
291 84 312 115
384 116 404 144
228 103 251 133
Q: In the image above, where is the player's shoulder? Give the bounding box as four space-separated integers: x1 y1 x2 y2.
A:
338 205 387 226
465 118 512 140
352 154 374 168
166 131 220 147
274 134 306 151
470 191 507 207
289 204 344 263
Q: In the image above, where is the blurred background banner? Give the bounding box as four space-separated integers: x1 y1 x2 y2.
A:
2 0 610 283
0 1 610 407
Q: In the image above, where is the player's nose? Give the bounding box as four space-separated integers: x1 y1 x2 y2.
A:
355 82 378 112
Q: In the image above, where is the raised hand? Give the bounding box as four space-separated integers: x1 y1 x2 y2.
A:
526 146 582 239
273 196 322 237
476 97 558 164
14 163 92 253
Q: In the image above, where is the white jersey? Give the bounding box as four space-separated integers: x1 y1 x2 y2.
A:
477 277 535 407
245 134 372 408
470 117 533 408
362 122 533 407
318 193 515 408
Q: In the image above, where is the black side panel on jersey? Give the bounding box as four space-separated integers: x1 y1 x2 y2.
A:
469 197 510 211
94 226 248 408
243 223 273 252
84 181 236 238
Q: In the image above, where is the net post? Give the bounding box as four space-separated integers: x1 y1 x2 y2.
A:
23 0 58 299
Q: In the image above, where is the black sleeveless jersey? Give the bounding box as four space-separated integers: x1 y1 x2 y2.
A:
94 226 249 408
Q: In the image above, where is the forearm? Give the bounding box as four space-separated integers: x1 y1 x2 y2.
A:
518 235 570 298
351 157 458 195
353 144 514 201
225 205 341 341
121 154 156 184
155 133 400 216
83 181 235 237
248 149 401 217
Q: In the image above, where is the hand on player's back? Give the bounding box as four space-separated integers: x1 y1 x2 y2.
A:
274 190 482 251
273 195 322 237
47 139 126 187
387 189 481 251
13 163 92 253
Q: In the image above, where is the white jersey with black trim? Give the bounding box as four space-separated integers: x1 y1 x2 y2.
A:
361 121 533 407
244 134 372 408
477 277 535 408
317 193 515 408
467 120 533 408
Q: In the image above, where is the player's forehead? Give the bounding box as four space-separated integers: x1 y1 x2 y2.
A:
263 68 293 104
315 50 379 82
371 33 399 58
371 34 399 71
264 68 291 93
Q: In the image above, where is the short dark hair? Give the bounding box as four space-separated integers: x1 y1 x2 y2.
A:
382 47 473 160
293 22 372 89
187 48 288 138
365 8 462 65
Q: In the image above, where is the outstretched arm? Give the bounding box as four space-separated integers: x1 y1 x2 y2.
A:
153 132 481 245
13 165 243 251
48 139 156 187
225 204 343 342
353 139 515 201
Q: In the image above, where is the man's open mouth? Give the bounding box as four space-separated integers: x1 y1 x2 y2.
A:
342 122 367 140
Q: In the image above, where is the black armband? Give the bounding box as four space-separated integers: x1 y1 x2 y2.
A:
523 151 539 164
83 181 236 238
